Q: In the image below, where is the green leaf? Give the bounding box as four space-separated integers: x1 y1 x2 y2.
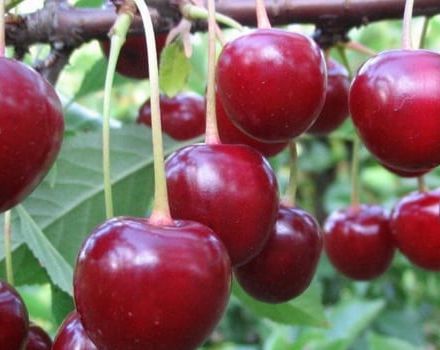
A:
16 206 74 295
51 285 75 326
232 280 328 328
367 332 421 350
4 125 189 292
74 0 104 8
159 41 191 96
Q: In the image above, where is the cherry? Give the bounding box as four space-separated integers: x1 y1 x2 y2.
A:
323 205 395 280
235 205 322 303
390 189 440 270
216 91 288 157
216 29 326 143
350 50 440 172
25 324 52 350
137 92 206 141
380 162 431 178
52 311 97 350
74 217 231 350
307 58 350 135
166 144 279 266
0 280 29 349
0 58 64 213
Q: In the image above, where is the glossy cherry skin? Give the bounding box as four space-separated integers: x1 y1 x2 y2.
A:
307 58 350 135
74 217 231 350
216 91 288 157
101 34 167 79
25 325 52 350
166 143 279 266
52 311 97 350
235 205 322 303
324 205 395 280
216 29 326 142
390 189 440 270
350 50 440 171
0 280 29 349
0 58 64 213
381 162 431 178
137 92 206 141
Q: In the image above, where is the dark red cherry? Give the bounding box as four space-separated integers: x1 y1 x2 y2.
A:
52 311 97 350
307 58 350 135
216 29 326 142
390 189 440 270
324 205 395 280
74 217 231 350
350 50 440 171
216 91 288 157
235 205 322 303
25 325 52 350
0 58 64 213
381 162 431 178
166 144 279 266
101 35 167 79
137 92 206 141
0 280 29 349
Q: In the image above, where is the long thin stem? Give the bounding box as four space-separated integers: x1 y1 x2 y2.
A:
4 211 14 285
283 141 298 207
336 45 353 79
133 0 172 225
417 176 427 192
255 0 271 28
351 135 361 208
0 0 5 57
102 13 132 219
402 0 415 49
419 16 431 49
204 0 221 144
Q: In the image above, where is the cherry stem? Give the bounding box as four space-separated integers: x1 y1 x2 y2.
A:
417 176 427 192
282 141 298 207
3 210 14 285
344 41 377 57
0 0 5 57
102 12 133 219
402 0 415 49
419 16 431 49
133 0 173 225
336 45 353 79
204 0 221 145
255 0 271 29
351 135 361 208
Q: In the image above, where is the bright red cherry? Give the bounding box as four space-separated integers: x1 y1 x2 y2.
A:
324 205 395 280
166 144 279 266
216 29 326 142
350 50 440 172
390 189 440 270
380 162 431 178
0 280 29 349
235 205 322 303
74 217 231 350
137 92 206 141
0 58 64 213
52 311 97 350
307 58 350 135
216 91 288 157
25 324 52 350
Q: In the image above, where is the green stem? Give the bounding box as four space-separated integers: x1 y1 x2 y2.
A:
204 0 220 144
402 0 415 49
181 4 244 31
133 0 173 225
5 0 24 11
283 141 298 207
4 210 14 285
417 176 427 192
344 41 377 57
102 13 133 219
256 0 271 28
419 16 431 49
336 45 353 79
0 0 5 57
351 135 361 208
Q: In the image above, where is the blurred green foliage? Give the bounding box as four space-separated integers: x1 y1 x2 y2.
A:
5 0 440 348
